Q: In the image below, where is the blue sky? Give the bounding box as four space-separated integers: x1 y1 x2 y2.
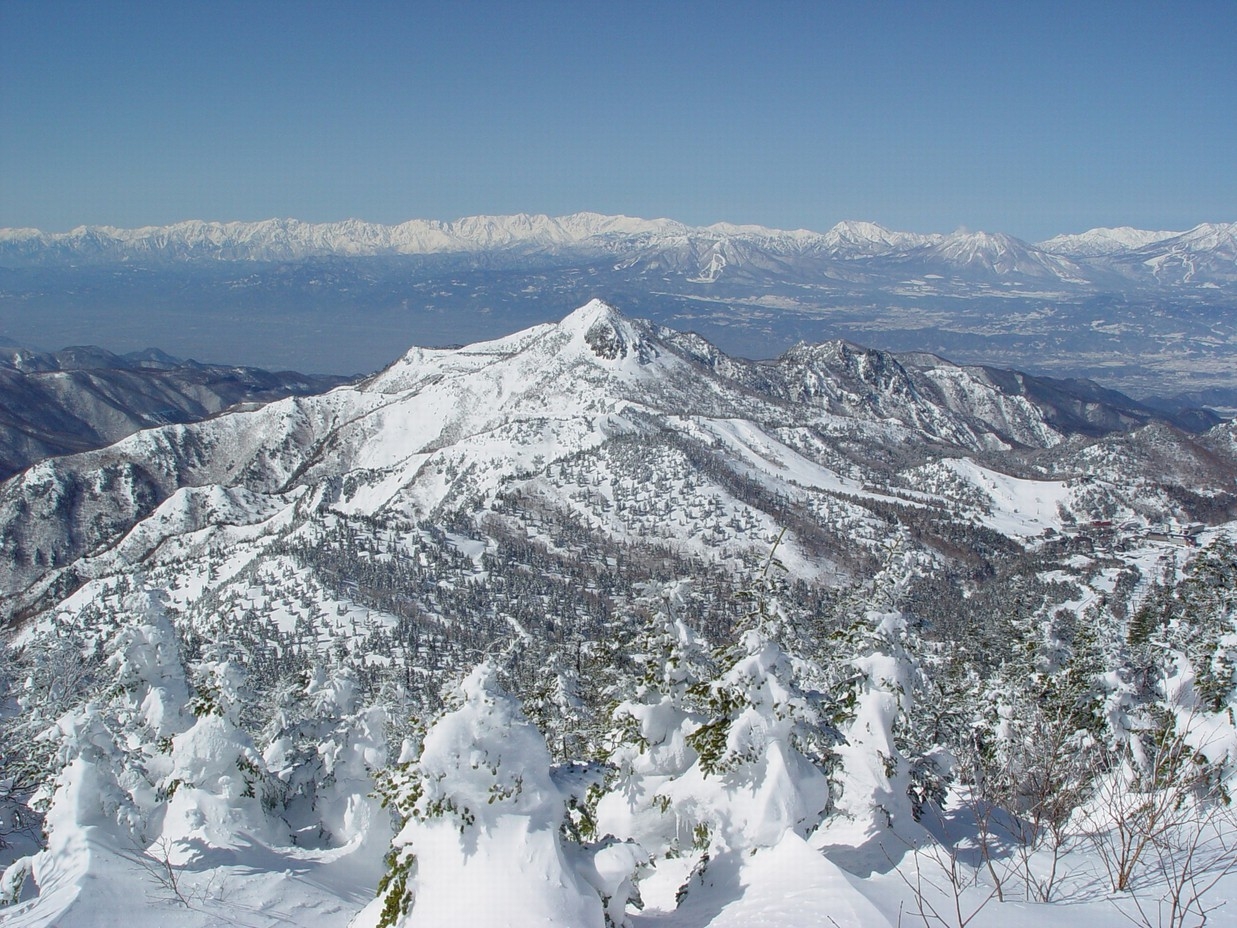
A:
1 1 1234 241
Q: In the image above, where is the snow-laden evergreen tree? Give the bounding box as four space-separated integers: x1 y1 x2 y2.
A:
0 591 193 913
634 543 836 867
1141 536 1237 717
2 713 138 910
358 661 623 928
2 628 96 896
1 620 107 877
965 597 1108 811
105 595 192 743
811 539 945 867
261 659 389 850
963 641 1105 902
819 608 933 859
594 610 712 859
153 659 287 861
1082 538 1237 875
523 646 593 763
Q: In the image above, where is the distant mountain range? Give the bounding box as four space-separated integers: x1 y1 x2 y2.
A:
4 213 1235 286
2 213 1235 394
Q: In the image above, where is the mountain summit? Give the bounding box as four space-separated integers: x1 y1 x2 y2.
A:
0 301 1221 608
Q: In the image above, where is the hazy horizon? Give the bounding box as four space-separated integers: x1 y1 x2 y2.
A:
2 2 1234 243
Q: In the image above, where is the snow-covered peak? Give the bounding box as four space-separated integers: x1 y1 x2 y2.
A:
554 299 647 359
1121 221 1237 285
364 300 673 407
778 339 919 404
820 220 938 255
824 221 893 253
1037 226 1178 257
0 227 45 242
1164 221 1237 253
936 230 1022 255
500 300 673 386
925 230 1087 281
556 297 625 332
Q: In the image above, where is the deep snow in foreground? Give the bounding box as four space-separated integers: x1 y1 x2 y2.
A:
4 591 1236 928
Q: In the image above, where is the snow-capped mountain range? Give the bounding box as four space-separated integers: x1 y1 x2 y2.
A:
3 212 1234 285
0 213 682 264
3 213 1236 394
4 214 1232 283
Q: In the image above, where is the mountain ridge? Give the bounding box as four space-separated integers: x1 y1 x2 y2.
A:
5 212 1232 270
1 301 1229 612
0 341 348 481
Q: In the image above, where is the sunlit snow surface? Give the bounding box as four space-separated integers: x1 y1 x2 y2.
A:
3 302 1237 927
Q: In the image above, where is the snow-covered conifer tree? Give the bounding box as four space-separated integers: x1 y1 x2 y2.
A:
106 594 192 742
153 678 284 860
827 609 939 840
523 647 593 762
261 659 388 850
653 548 835 859
0 592 194 915
595 611 712 858
816 542 943 864
358 661 611 928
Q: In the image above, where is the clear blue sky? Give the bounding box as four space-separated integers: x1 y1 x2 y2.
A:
1 1 1234 241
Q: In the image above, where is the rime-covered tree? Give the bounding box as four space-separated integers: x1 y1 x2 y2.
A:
648 546 836 860
595 611 712 858
360 662 627 928
261 659 389 849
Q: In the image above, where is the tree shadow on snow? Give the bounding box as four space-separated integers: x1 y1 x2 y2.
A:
636 850 745 928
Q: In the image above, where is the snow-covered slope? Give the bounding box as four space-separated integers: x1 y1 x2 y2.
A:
2 300 1227 613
